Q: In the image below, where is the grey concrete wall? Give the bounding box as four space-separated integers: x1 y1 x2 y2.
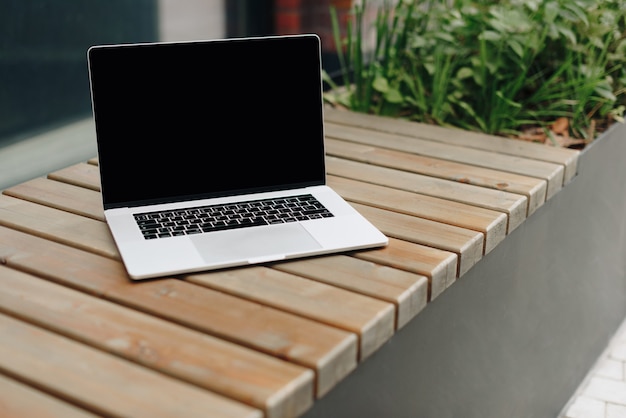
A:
0 118 97 191
302 123 626 418
158 0 224 41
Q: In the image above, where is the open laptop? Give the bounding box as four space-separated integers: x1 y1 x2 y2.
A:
87 34 387 280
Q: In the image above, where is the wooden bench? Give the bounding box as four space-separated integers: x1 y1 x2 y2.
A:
0 107 579 418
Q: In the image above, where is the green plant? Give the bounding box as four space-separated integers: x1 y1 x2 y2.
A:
324 0 626 141
323 0 413 115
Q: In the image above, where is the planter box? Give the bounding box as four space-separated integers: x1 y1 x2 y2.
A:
303 121 626 418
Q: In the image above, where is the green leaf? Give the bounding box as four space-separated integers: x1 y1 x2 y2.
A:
543 1 559 24
455 100 488 132
385 88 404 104
424 62 435 75
434 32 456 43
507 39 524 58
524 0 540 12
372 77 390 93
609 106 625 123
594 84 617 101
558 27 577 45
496 90 522 109
479 30 501 42
563 3 589 27
456 67 473 80
409 34 428 49
588 36 605 49
614 38 626 55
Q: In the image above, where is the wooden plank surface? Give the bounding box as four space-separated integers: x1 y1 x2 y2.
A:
0 373 98 418
0 182 426 331
324 106 580 183
0 311 262 418
187 267 395 360
0 266 314 418
325 137 547 215
350 202 484 277
1 172 394 365
0 226 358 398
326 157 527 232
0 194 118 259
328 175 507 254
4 177 104 221
355 238 458 297
48 163 101 191
3 168 399 366
273 255 428 329
325 121 565 200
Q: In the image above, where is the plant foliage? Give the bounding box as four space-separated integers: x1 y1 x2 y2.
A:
323 0 626 140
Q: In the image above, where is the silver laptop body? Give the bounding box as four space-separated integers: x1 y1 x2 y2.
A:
88 34 387 280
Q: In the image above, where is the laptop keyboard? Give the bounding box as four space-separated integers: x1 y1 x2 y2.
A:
134 194 334 240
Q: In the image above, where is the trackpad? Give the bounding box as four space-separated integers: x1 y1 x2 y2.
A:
190 223 322 264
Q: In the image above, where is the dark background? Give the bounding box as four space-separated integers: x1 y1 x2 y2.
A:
0 0 342 146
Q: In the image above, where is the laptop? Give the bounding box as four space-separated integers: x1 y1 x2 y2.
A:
87 34 388 280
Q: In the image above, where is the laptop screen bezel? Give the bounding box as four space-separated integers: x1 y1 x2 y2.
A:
88 34 327 210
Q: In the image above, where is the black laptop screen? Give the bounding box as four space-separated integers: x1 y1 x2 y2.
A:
88 35 326 208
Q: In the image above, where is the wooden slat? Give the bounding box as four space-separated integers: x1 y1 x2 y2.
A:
0 224 123 297
48 163 100 191
325 122 565 200
0 194 118 260
325 137 547 215
0 373 98 418
0 312 262 418
187 267 395 360
324 106 580 184
328 175 507 254
355 237 458 298
4 177 104 220
350 203 483 277
327 156 527 232
0 226 358 397
273 255 428 329
0 266 314 418
49 162 100 191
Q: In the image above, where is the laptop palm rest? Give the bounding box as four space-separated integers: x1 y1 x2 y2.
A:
190 223 322 265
